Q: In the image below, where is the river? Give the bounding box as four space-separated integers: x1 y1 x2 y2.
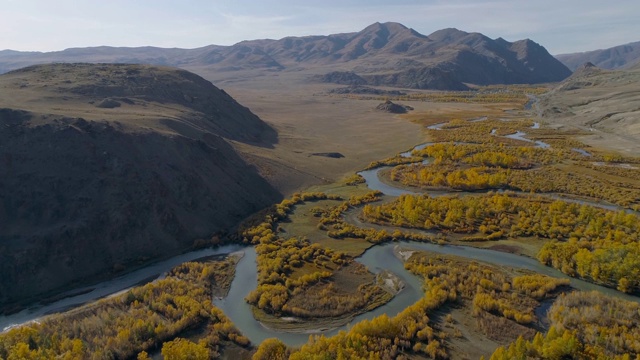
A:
0 244 245 332
213 239 639 347
3 120 637 348
365 133 635 215
211 136 640 346
213 244 428 346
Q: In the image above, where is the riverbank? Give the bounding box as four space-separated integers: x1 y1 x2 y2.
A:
390 245 570 359
248 269 403 335
376 156 634 214
1 252 253 359
0 244 245 332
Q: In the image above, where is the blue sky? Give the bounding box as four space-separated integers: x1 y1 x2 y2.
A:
1 0 638 54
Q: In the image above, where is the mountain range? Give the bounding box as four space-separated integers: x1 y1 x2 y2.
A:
0 22 571 90
556 41 640 71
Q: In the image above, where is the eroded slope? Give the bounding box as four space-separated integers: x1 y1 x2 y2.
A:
539 63 640 155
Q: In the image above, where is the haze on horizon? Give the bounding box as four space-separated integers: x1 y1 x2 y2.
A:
1 0 638 55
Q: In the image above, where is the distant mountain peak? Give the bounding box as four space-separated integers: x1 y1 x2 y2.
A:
362 21 408 31
427 28 469 43
355 21 424 41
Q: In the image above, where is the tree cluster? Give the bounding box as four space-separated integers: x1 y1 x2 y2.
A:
287 251 566 359
0 258 248 360
363 192 640 292
241 192 392 319
490 291 640 359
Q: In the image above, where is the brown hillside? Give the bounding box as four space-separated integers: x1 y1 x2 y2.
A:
0 64 281 310
539 64 640 155
556 41 640 71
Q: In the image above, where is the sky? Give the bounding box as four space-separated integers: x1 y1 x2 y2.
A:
1 0 639 55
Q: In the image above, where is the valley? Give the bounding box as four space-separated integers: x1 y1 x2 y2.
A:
3 73 640 359
1 20 640 360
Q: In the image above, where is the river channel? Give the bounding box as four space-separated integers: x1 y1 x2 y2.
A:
0 244 245 332
212 134 639 346
214 238 639 347
359 138 633 214
2 123 638 349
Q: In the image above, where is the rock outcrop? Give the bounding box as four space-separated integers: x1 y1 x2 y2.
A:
376 100 413 114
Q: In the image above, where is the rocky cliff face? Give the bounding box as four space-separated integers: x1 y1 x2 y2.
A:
0 64 281 310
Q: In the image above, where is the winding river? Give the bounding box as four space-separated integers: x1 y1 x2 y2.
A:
213 245 429 346
214 238 640 347
3 120 638 349
504 130 550 149
211 136 639 346
360 141 633 214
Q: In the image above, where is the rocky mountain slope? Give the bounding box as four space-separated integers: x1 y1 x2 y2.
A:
539 62 640 155
0 22 571 90
0 63 280 310
556 41 640 71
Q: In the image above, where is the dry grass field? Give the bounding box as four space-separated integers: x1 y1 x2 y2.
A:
201 70 538 195
222 81 427 194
